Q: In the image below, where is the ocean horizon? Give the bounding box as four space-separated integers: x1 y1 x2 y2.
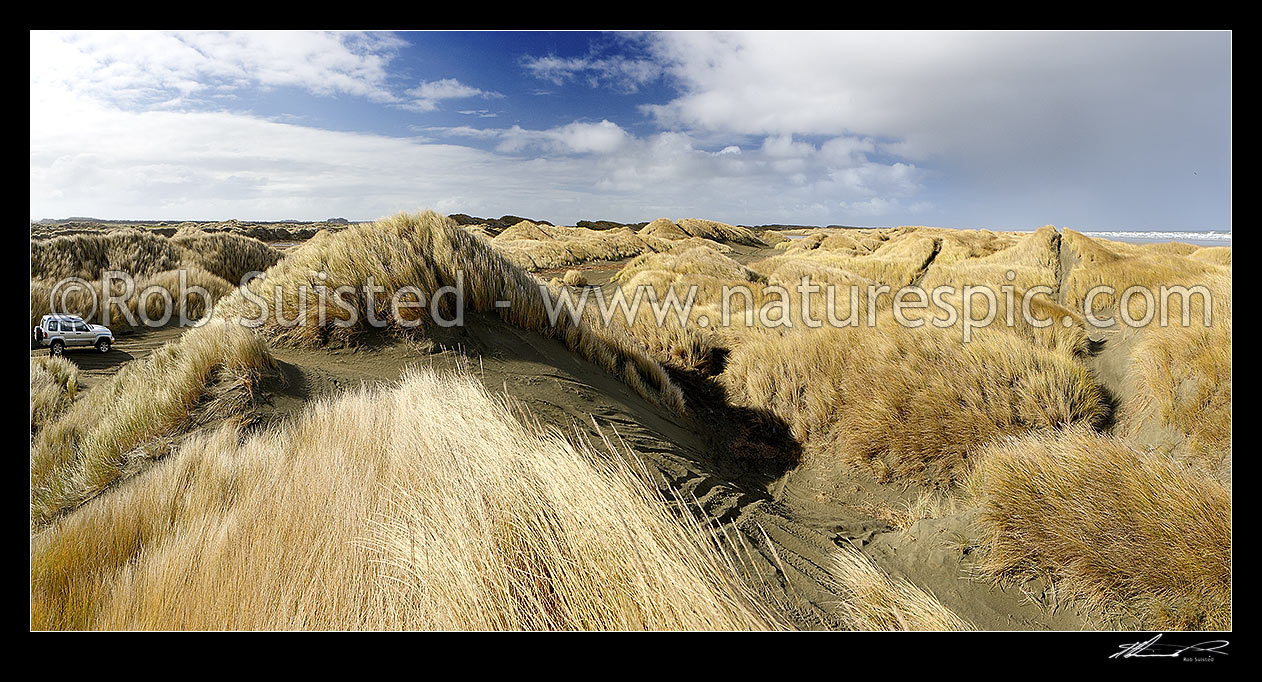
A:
1074 230 1231 246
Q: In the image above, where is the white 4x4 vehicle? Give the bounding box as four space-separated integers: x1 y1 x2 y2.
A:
33 314 114 356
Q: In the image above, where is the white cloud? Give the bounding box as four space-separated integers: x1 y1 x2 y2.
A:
760 135 815 159
28 93 585 221
521 54 662 93
31 30 406 106
412 125 504 140
837 198 898 217
636 30 1230 229
30 30 1228 230
29 83 920 226
402 78 503 112
33 30 923 225
496 120 632 155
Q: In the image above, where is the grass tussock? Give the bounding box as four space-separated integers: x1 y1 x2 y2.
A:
30 267 236 328
1190 246 1231 266
489 218 761 271
638 217 690 240
613 245 762 285
776 226 923 254
919 225 1059 292
773 231 868 253
753 254 878 290
966 426 1231 630
30 320 275 528
767 232 938 289
214 211 685 412
169 227 283 283
32 227 281 284
827 546 974 631
493 220 555 241
721 314 1107 486
602 295 726 375
649 235 734 254
462 223 494 240
907 226 1092 355
1061 229 1229 320
30 228 281 327
30 367 782 631
606 258 795 374
31 229 185 281
30 356 79 431
758 230 789 245
496 225 651 270
674 218 767 246
1123 320 1232 485
561 269 588 287
928 228 1018 266
896 287 1091 358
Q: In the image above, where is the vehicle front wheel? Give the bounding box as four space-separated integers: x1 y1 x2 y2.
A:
50 341 65 357
96 338 112 353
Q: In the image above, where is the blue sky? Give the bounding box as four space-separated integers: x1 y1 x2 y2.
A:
30 30 1231 230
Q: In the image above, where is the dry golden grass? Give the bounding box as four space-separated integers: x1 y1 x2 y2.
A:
893 287 1092 358
638 217 690 240
901 227 1091 355
920 226 1058 289
214 211 685 412
169 227 283 283
496 225 651 270
30 228 281 327
462 223 494 240
915 294 1090 357
753 255 877 290
738 257 880 339
758 230 789 245
1122 319 1232 485
653 236 734 253
609 227 1091 379
1190 246 1232 266
489 218 761 271
30 321 275 528
493 219 555 241
30 267 236 328
613 245 761 285
31 367 783 631
131 266 236 322
766 232 937 289
928 228 1019 266
561 269 588 287
30 356 79 431
600 288 727 375
674 218 766 246
31 229 184 281
966 426 1231 630
721 314 1107 486
1133 241 1201 257
1061 229 1229 320
775 231 866 253
31 227 280 283
818 232 868 252
605 253 791 374
827 546 974 631
586 244 780 374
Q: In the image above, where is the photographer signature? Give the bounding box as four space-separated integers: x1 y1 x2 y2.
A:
1111 634 1229 660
